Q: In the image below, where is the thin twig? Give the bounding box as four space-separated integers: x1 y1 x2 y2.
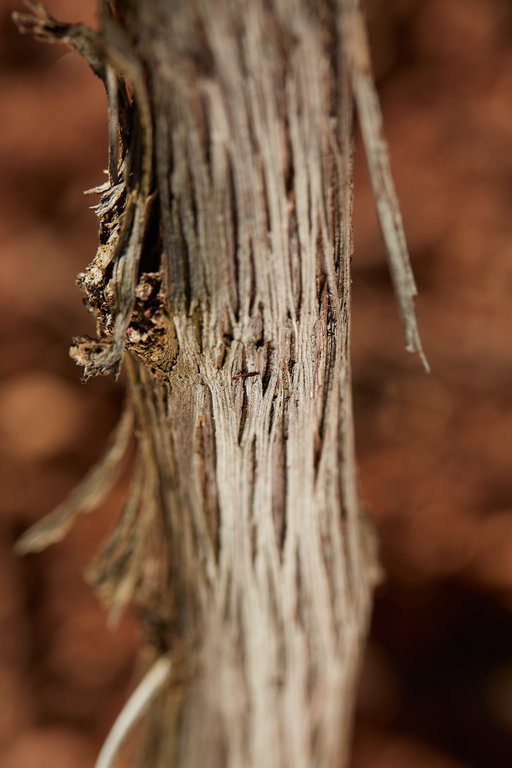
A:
340 0 430 372
12 1 106 81
16 406 133 554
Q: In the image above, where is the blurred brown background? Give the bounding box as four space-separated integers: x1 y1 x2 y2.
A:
0 1 511 766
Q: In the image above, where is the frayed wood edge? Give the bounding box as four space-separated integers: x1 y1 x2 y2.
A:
15 406 133 554
95 656 172 768
88 458 160 630
70 18 155 381
13 3 155 381
340 0 430 372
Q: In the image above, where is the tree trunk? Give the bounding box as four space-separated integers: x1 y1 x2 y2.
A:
14 1 425 766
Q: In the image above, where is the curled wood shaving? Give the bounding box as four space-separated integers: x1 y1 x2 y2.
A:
95 656 172 768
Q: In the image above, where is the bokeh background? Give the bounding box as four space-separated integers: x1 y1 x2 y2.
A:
0 1 511 766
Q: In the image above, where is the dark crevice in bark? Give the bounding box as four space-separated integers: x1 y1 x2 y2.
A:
273 419 287 555
247 245 258 321
249 436 258 564
261 343 274 397
237 381 250 447
226 157 240 322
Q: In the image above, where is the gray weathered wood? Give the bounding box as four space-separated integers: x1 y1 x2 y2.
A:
13 0 426 765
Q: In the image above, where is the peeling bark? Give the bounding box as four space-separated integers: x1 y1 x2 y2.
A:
13 1 426 766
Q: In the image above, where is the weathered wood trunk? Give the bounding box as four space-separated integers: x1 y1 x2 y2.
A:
116 4 377 764
14 0 425 765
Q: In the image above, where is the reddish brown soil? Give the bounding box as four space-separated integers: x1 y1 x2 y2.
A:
0 1 511 766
